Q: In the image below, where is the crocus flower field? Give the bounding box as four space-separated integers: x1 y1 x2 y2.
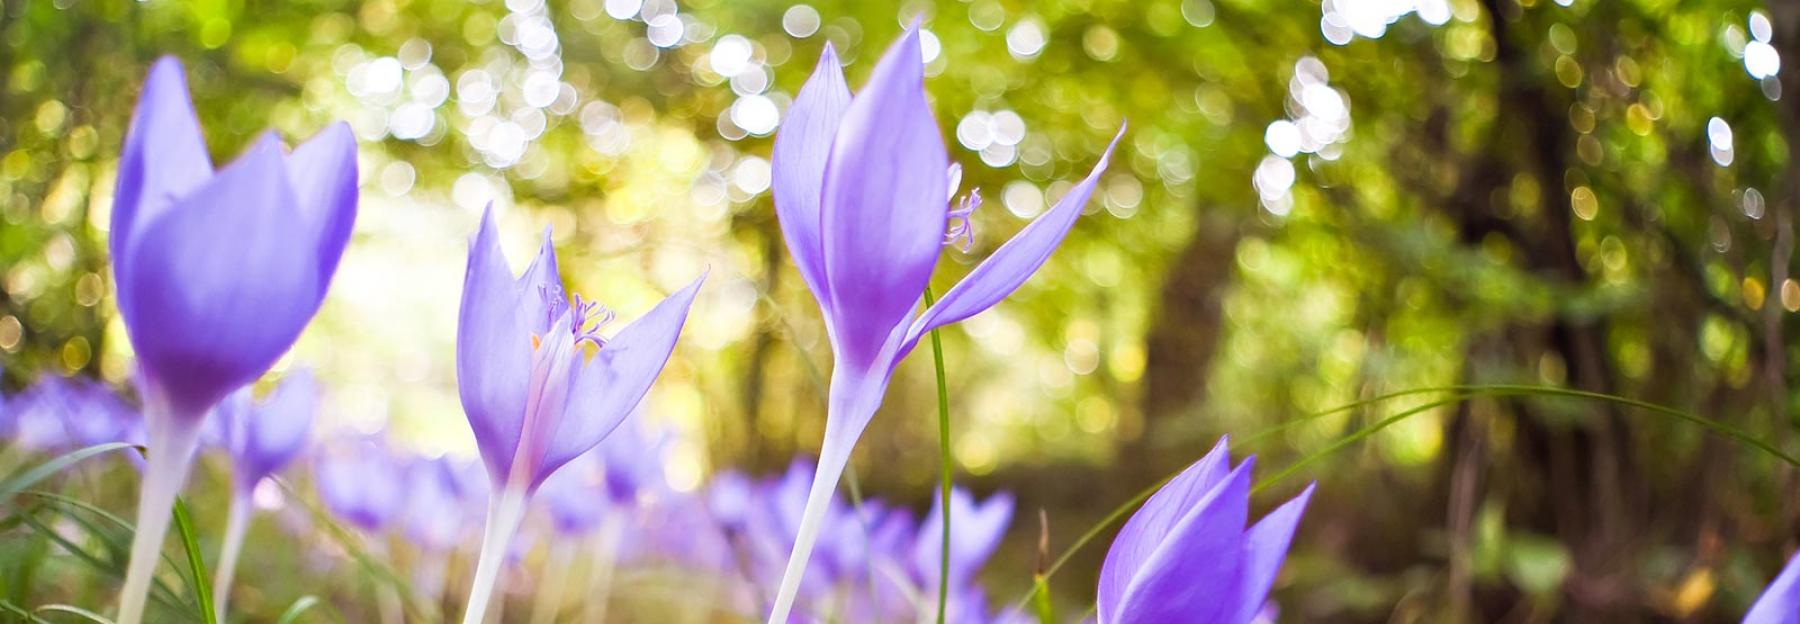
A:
3 1 1800 622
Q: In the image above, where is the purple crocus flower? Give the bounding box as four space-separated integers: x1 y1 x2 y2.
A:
1746 550 1800 624
214 370 316 493
537 450 610 536
209 370 316 620
911 488 1014 595
1095 438 1312 624
454 208 703 623
314 438 405 534
766 28 1123 620
110 56 356 624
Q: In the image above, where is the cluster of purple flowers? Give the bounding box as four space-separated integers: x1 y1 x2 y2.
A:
4 14 1799 624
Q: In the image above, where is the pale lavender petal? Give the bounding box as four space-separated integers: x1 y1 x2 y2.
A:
536 273 705 487
773 43 850 314
520 228 562 336
819 29 948 366
1230 484 1313 624
457 207 537 485
1097 436 1232 619
903 125 1124 357
124 134 320 416
282 122 359 289
112 56 213 310
1112 458 1254 624
1747 550 1800 624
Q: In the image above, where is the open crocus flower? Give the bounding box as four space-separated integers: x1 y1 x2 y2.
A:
455 208 703 624
109 57 355 624
1095 438 1313 624
1747 550 1800 624
210 370 317 621
766 28 1123 621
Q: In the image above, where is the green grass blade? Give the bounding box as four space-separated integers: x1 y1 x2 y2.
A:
0 443 136 505
0 599 54 623
35 604 116 623
273 596 319 624
12 505 188 613
171 499 216 624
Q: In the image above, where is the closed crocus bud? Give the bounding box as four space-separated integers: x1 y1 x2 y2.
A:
113 58 356 421
110 56 356 624
1096 437 1313 624
1747 550 1800 624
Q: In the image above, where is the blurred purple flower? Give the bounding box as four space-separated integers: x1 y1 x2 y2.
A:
403 456 482 553
109 56 356 624
8 375 143 452
1095 437 1312 624
537 450 610 536
214 370 315 493
1747 550 1800 624
209 370 316 620
454 207 702 622
766 27 1123 621
314 437 404 534
911 488 1014 593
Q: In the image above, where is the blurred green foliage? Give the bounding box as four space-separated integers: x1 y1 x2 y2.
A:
2 0 1799 620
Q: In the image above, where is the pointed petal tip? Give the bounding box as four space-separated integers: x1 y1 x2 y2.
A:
148 56 187 80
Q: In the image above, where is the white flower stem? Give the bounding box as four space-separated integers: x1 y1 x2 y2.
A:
116 405 203 624
766 442 850 624
211 490 253 622
462 485 528 624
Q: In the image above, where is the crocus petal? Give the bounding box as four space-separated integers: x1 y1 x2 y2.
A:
773 44 851 315
819 29 948 366
457 208 538 485
1231 484 1313 624
536 273 705 487
520 228 563 336
1097 436 1232 619
1747 551 1800 624
123 134 320 416
902 125 1125 357
1113 458 1255 624
282 122 359 289
112 56 214 309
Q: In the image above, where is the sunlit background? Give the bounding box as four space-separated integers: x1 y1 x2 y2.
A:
3 0 1798 620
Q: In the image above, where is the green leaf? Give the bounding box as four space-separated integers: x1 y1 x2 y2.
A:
171 499 217 624
273 596 320 624
0 443 136 505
